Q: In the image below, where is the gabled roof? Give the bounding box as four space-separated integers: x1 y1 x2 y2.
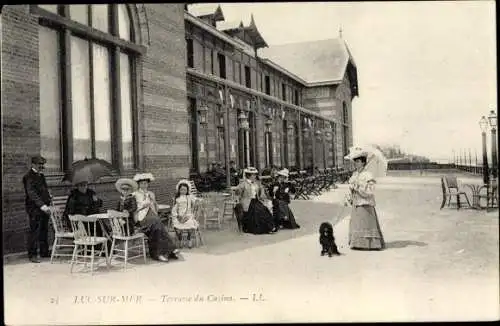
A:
259 38 358 95
216 20 243 32
244 14 268 49
188 4 225 22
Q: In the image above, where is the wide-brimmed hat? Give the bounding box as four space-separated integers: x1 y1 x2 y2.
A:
115 178 138 192
243 167 259 175
176 179 192 192
277 168 289 178
344 146 369 161
133 172 155 182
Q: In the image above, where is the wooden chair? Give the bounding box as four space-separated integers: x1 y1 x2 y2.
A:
189 180 202 198
108 210 147 270
68 214 110 275
201 193 223 230
48 203 74 263
440 175 471 210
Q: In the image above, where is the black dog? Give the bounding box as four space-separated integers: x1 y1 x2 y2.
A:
319 222 341 257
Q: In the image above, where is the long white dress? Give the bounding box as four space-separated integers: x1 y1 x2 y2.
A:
171 195 199 230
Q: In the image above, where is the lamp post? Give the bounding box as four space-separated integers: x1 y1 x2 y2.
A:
238 110 250 167
479 116 489 185
265 118 273 167
475 149 478 174
488 109 497 181
198 103 209 171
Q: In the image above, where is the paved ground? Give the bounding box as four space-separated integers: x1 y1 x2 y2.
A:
4 172 499 324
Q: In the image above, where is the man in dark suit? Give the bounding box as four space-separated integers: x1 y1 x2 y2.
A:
22 155 52 263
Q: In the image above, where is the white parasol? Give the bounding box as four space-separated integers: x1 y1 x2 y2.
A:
346 144 388 179
362 144 388 179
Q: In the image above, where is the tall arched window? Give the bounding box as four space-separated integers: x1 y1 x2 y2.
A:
35 4 144 173
342 102 349 157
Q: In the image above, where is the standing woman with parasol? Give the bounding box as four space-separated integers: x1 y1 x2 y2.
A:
344 146 386 251
133 173 180 262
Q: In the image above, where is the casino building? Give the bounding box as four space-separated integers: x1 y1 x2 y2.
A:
1 3 358 254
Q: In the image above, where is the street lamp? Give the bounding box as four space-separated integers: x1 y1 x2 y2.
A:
488 109 497 180
265 118 273 133
479 116 489 185
238 111 249 130
198 104 208 126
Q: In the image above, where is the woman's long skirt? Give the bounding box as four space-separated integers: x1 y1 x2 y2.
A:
272 199 300 229
138 209 178 259
242 199 276 234
348 205 385 250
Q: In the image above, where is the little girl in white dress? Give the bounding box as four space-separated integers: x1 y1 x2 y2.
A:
171 180 200 248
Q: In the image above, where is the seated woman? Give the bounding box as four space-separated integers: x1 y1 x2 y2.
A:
63 178 106 251
133 173 181 262
234 167 277 235
63 178 103 234
171 180 200 248
115 178 139 236
268 168 300 230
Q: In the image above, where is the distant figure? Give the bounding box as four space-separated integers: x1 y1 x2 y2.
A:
22 155 52 263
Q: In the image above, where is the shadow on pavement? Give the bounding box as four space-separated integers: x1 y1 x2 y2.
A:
385 240 428 249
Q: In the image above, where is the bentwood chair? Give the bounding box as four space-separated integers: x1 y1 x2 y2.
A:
108 210 147 270
68 214 110 275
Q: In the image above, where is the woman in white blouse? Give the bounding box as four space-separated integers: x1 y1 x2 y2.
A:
344 148 386 250
171 179 199 248
234 167 277 234
133 173 180 262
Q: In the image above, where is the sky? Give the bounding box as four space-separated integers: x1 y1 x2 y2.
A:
216 1 497 162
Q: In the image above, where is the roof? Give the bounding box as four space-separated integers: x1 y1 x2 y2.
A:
259 38 357 85
188 3 225 21
216 20 243 31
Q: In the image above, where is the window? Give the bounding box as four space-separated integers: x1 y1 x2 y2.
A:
186 38 194 68
342 102 349 157
39 26 62 172
210 50 214 74
188 97 199 172
331 122 337 168
35 4 140 172
265 75 270 95
294 123 300 168
282 83 286 101
217 53 226 79
294 89 299 105
282 120 289 167
244 65 251 88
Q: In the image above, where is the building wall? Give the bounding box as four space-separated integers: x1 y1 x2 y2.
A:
302 75 354 168
1 4 188 255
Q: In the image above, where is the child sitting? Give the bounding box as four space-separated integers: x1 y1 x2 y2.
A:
171 180 200 248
